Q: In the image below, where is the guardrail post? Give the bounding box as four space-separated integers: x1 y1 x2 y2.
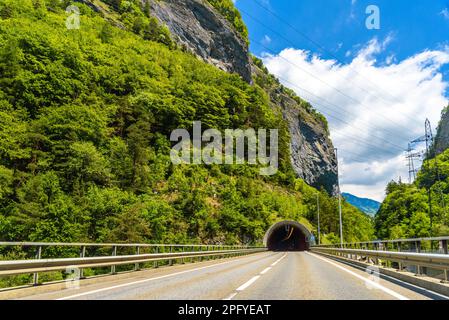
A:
134 246 140 271
441 240 448 255
415 241 422 276
169 246 173 266
33 246 42 286
111 246 117 274
362 243 369 263
80 246 86 279
397 242 403 271
383 242 391 268
443 269 448 284
181 246 185 264
374 243 379 265
154 246 159 268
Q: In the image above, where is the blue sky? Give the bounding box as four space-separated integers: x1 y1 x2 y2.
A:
235 0 449 200
236 0 449 79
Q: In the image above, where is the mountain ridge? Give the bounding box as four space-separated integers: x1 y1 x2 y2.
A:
0 0 375 255
342 193 380 217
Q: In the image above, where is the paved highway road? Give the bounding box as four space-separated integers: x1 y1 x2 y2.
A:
2 251 448 300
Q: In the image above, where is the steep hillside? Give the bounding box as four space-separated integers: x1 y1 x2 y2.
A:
130 0 338 193
148 0 252 82
342 193 380 217
251 57 338 194
375 180 440 239
434 105 449 155
0 0 372 250
375 116 449 239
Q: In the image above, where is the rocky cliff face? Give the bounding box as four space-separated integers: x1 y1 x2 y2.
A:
435 106 449 155
252 65 338 194
147 0 338 194
83 0 338 194
286 105 338 194
148 0 252 83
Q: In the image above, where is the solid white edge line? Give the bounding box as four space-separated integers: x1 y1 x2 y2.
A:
260 267 271 275
236 275 261 291
223 292 238 300
56 254 266 300
326 254 449 300
306 252 409 300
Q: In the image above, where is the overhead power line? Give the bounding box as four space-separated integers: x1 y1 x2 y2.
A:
240 7 420 131
250 38 409 151
261 68 408 155
244 28 415 136
250 0 410 109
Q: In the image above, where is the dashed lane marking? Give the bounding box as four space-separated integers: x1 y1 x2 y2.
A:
224 253 287 300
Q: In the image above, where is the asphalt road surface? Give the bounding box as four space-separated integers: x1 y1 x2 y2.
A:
2 251 448 300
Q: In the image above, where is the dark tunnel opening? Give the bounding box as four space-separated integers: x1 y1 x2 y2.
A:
266 223 308 251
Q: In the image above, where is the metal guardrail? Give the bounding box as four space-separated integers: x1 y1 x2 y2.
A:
314 236 449 252
0 242 266 287
312 237 449 283
311 247 449 282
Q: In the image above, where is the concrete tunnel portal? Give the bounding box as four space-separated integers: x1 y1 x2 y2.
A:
263 221 313 251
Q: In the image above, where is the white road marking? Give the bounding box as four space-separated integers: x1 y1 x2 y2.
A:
236 275 261 291
306 252 409 300
271 253 287 267
223 292 238 300
332 256 449 300
224 253 288 300
56 255 265 300
260 267 271 275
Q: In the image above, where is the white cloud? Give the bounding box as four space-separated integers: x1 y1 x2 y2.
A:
262 38 449 201
440 8 449 20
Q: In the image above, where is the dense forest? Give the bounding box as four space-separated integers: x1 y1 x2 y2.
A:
375 143 449 239
0 0 375 251
375 106 449 240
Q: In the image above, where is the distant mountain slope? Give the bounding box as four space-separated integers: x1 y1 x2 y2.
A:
342 193 380 216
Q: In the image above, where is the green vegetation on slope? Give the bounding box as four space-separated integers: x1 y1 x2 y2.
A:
0 0 374 254
206 0 249 45
95 0 175 47
251 55 330 134
375 148 449 239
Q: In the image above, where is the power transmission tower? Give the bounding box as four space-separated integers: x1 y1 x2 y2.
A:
410 120 446 238
406 143 421 183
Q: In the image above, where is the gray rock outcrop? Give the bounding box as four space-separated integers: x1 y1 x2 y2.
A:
148 0 252 83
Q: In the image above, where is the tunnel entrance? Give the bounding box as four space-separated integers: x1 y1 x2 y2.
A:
264 221 312 251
